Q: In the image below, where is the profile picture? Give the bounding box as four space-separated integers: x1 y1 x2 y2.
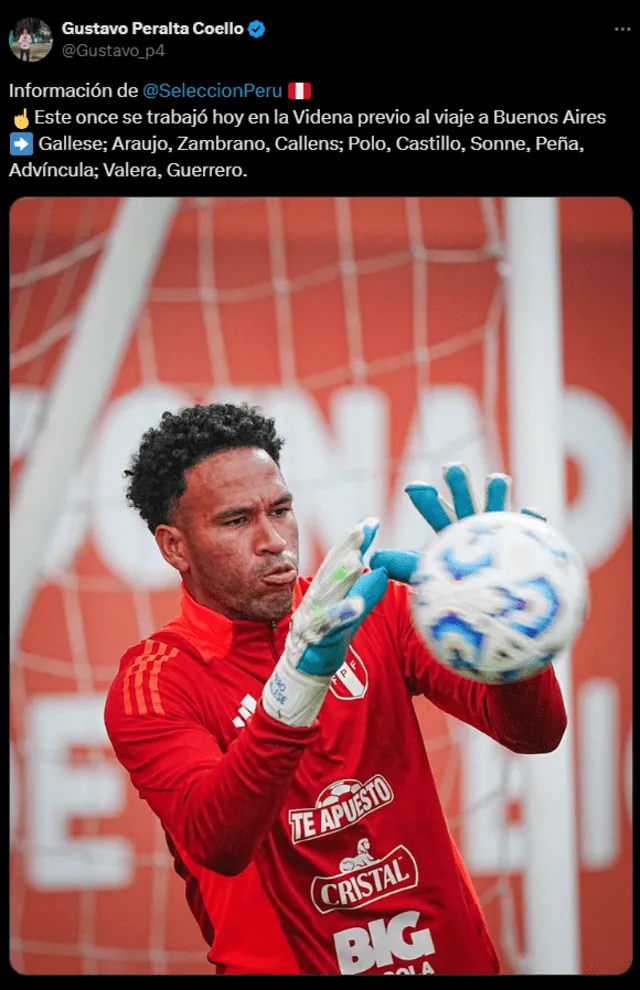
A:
9 18 53 62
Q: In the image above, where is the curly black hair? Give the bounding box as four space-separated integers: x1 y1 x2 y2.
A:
124 402 285 533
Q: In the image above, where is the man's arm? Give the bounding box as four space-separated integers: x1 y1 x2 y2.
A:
104 650 319 876
389 579 567 754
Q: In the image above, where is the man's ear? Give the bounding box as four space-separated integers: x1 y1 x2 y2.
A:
155 524 190 574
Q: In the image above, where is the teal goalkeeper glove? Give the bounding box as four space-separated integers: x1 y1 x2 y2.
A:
369 462 546 584
262 519 388 727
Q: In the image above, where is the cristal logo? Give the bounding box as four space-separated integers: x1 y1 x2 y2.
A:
288 775 394 844
311 838 419 914
334 910 436 975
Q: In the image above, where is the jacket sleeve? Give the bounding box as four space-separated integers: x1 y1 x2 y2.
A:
104 646 319 876
388 581 568 754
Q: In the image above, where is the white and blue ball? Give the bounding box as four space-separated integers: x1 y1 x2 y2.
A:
410 512 589 684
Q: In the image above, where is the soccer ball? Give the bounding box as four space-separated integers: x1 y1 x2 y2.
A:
410 511 589 684
316 779 362 808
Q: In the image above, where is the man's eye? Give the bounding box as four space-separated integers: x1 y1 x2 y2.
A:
272 507 290 517
223 518 245 527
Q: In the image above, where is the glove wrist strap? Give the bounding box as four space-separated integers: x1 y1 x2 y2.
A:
262 656 332 727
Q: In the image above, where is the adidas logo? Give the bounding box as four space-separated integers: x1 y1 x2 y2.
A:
232 693 257 728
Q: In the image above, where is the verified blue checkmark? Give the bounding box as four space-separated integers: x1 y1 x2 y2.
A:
247 20 266 38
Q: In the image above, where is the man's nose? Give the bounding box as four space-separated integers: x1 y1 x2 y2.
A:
256 516 287 553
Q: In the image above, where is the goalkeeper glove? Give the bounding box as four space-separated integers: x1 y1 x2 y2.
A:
262 519 388 726
262 518 388 727
369 462 546 584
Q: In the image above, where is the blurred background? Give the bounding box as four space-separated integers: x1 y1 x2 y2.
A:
9 197 631 975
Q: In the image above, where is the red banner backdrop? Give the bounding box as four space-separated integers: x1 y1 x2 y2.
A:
10 197 631 974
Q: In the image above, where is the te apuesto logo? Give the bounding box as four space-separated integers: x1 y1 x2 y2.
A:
288 775 394 843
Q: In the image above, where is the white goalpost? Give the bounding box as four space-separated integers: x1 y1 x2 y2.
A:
9 197 179 662
504 197 580 974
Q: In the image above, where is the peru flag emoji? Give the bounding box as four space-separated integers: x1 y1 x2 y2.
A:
288 82 312 100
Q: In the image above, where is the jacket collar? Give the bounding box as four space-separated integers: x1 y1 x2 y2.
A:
174 580 305 665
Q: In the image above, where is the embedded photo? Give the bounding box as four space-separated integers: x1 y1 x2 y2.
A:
9 196 632 976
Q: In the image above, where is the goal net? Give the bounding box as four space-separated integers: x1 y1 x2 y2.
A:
10 196 546 975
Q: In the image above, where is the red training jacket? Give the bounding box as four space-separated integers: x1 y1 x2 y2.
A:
104 577 567 975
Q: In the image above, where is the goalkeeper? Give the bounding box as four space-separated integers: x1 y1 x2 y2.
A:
105 402 567 976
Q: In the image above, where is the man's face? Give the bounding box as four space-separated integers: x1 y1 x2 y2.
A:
158 447 299 622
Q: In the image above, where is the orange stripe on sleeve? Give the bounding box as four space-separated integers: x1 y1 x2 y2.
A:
135 642 169 714
121 642 184 717
133 660 149 715
123 640 154 715
148 648 178 715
